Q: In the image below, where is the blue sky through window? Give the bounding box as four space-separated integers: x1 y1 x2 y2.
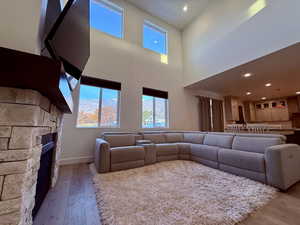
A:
90 0 123 38
143 22 167 55
79 84 99 100
80 85 118 106
78 85 120 128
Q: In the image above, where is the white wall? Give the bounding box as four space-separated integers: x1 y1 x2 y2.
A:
61 0 199 164
0 0 43 54
182 0 300 86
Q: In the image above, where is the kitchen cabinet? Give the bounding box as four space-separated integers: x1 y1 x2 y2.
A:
254 99 289 122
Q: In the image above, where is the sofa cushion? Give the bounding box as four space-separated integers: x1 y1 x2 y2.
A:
103 135 136 148
156 143 179 156
165 133 183 143
191 156 219 169
143 133 166 144
232 136 282 154
111 160 144 172
203 134 234 149
190 144 219 161
218 148 265 173
219 164 266 183
236 133 286 142
183 133 205 144
157 155 178 162
110 146 145 163
176 143 191 155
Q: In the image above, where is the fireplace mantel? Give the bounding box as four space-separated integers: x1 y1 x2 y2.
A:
0 47 73 113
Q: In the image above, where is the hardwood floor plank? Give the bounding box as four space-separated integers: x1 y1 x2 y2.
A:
64 164 87 225
33 165 73 225
81 164 102 225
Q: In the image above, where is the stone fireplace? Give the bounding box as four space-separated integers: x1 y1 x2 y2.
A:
0 87 63 225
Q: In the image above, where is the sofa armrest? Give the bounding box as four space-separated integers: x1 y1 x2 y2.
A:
136 141 156 165
265 144 300 190
95 138 111 173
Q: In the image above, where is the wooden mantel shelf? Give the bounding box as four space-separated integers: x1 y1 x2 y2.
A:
0 47 73 113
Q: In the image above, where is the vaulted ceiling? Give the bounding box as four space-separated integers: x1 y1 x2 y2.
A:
125 0 211 29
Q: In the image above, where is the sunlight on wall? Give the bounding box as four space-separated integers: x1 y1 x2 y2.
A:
161 54 168 64
247 0 267 18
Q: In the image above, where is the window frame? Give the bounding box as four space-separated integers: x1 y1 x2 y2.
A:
76 82 121 129
91 0 125 39
143 20 168 55
141 94 169 129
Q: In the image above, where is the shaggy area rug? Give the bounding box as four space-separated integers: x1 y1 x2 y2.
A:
92 160 278 225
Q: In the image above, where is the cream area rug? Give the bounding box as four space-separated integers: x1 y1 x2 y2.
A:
92 160 278 225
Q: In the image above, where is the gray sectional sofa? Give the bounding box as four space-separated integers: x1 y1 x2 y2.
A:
95 131 300 190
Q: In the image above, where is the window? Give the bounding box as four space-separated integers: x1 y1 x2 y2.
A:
143 21 167 55
142 88 168 128
77 76 121 128
90 0 124 39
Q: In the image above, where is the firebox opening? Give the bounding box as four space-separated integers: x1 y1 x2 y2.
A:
32 133 57 219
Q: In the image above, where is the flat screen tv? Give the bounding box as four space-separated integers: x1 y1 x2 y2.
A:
45 0 90 84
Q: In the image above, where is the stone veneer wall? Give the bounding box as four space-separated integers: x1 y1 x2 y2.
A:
0 87 63 225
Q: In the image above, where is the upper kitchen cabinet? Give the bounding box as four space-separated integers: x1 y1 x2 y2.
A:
254 99 289 122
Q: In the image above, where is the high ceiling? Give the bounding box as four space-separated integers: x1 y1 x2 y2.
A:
125 0 210 29
187 43 300 101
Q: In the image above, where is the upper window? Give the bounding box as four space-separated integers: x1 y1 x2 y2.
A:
77 76 121 128
90 0 124 39
143 21 167 55
142 88 168 128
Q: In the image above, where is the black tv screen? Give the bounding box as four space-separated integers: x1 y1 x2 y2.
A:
45 0 90 80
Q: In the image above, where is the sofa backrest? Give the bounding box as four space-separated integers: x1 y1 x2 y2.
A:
142 133 166 144
234 133 286 142
165 133 184 143
232 135 285 153
183 133 205 144
203 134 234 148
103 134 141 147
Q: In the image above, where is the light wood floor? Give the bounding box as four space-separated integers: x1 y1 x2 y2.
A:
34 164 300 225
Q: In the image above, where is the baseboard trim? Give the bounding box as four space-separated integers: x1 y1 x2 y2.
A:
59 156 94 165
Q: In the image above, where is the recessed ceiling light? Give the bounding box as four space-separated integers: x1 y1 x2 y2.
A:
261 97 267 100
183 4 188 12
246 92 252 96
265 83 272 87
243 73 252 78
153 40 159 44
296 91 300 95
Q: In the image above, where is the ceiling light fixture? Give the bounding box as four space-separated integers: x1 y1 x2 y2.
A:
183 4 188 12
243 73 252 78
246 92 252 96
296 91 300 95
153 40 159 44
265 83 272 87
261 97 267 100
